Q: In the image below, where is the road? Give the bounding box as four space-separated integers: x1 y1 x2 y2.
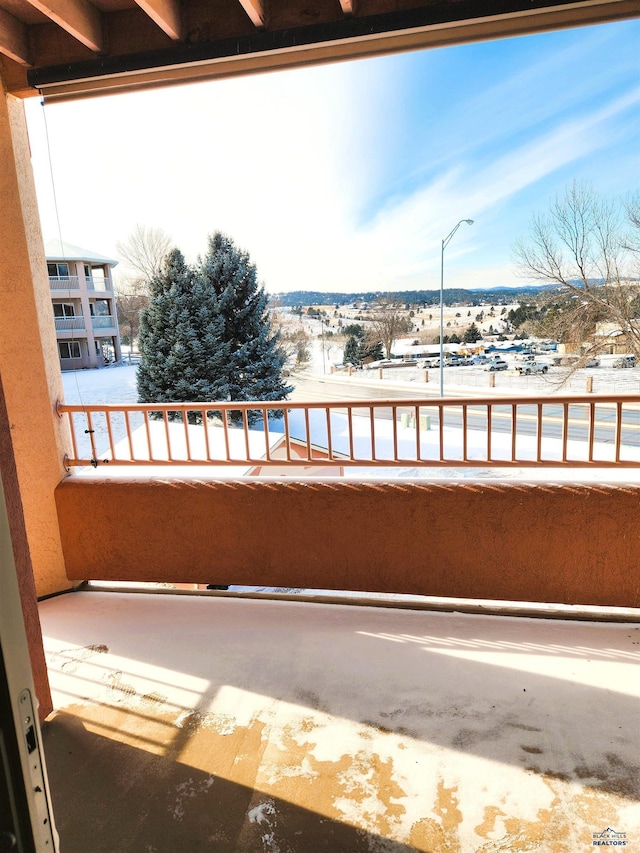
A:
290 373 640 447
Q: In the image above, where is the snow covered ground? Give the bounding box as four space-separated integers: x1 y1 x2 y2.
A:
62 363 640 482
62 362 140 406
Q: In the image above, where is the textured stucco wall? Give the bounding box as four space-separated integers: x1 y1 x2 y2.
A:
0 91 73 598
55 477 640 607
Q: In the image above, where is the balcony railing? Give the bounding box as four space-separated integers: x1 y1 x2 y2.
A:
49 275 79 290
57 394 640 469
54 316 86 331
86 276 113 291
91 314 116 330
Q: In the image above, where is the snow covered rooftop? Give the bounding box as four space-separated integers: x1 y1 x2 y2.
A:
45 239 118 266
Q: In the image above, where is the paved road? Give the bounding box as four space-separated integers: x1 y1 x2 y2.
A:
290 373 640 447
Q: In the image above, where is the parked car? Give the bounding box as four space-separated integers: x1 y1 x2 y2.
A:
613 356 636 369
484 359 508 372
515 361 549 375
585 357 600 368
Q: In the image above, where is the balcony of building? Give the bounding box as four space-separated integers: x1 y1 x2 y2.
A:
2 1 639 846
48 274 113 293
30 393 638 850
48 275 80 291
53 316 87 333
37 585 639 853
86 275 113 293
90 314 117 331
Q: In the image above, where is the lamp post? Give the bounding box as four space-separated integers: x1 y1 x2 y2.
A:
320 317 326 374
439 219 474 397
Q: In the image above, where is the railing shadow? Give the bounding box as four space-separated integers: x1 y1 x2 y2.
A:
43 709 426 853
40 592 640 809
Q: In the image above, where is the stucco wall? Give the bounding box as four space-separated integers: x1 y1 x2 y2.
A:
0 93 72 599
55 477 640 607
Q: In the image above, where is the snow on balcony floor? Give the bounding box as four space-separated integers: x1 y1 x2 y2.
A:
38 591 640 852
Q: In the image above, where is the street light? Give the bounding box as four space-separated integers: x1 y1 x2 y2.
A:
440 219 474 396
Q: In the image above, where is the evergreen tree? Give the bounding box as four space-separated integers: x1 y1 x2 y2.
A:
344 335 360 364
138 248 229 410
196 232 292 408
137 234 292 420
357 339 384 362
463 322 482 343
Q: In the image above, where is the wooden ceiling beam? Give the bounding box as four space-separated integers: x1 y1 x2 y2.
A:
17 0 640 99
133 0 181 39
238 0 265 28
27 0 103 52
0 8 31 66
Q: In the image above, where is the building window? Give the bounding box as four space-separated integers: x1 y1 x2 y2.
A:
58 341 81 360
53 303 76 318
89 300 110 316
47 262 70 277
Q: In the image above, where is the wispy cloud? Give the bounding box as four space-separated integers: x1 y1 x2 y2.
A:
313 82 640 292
26 21 640 295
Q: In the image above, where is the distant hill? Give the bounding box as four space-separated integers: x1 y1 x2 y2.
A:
270 284 560 308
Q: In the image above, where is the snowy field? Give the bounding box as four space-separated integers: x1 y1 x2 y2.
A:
62 362 140 406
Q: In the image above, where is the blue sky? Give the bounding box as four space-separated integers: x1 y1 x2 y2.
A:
25 19 640 294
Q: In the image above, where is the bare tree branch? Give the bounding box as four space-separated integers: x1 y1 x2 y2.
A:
116 224 172 285
514 180 640 360
115 274 149 354
367 299 413 359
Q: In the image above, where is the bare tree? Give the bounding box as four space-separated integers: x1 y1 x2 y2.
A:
116 224 172 284
115 276 149 356
269 307 311 367
514 181 640 361
625 190 640 251
368 299 413 359
115 225 172 355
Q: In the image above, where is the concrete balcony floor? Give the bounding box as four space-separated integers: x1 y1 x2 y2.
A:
38 591 639 852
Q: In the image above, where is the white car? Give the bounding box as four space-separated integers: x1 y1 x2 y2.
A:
516 361 549 375
484 359 508 372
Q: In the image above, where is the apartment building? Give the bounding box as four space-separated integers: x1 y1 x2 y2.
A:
46 239 122 370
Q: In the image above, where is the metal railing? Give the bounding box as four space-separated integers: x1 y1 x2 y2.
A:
54 316 86 331
57 394 640 470
48 275 113 291
49 275 79 290
86 276 113 291
91 315 116 330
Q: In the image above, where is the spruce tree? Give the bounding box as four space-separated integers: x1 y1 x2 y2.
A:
463 322 482 344
344 335 360 365
196 232 292 408
138 248 229 408
357 339 384 362
137 234 291 420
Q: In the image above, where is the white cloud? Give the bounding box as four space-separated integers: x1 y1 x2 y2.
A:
24 23 640 295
